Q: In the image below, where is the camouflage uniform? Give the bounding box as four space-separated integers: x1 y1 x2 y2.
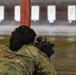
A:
0 45 56 75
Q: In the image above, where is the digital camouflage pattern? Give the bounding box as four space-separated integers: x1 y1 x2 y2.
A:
0 45 56 75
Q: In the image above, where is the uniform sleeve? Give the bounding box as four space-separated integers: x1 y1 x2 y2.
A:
36 50 56 75
18 45 56 75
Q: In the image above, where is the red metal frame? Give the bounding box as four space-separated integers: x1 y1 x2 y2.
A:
20 0 30 27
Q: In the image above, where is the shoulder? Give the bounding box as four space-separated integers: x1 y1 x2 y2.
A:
20 45 39 52
0 45 13 53
0 45 6 47
18 45 40 57
0 45 12 56
25 45 39 51
0 45 7 51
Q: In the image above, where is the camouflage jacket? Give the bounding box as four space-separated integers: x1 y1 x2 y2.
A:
0 45 56 75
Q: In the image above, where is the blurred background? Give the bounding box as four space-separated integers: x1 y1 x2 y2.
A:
0 0 76 75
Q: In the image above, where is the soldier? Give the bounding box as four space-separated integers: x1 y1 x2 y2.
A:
0 26 56 75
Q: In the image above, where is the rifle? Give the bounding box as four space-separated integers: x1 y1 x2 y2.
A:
34 36 55 57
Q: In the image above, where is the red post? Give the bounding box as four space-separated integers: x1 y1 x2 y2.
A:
20 0 30 27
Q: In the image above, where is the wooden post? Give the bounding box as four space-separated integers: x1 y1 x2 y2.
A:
20 0 30 27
